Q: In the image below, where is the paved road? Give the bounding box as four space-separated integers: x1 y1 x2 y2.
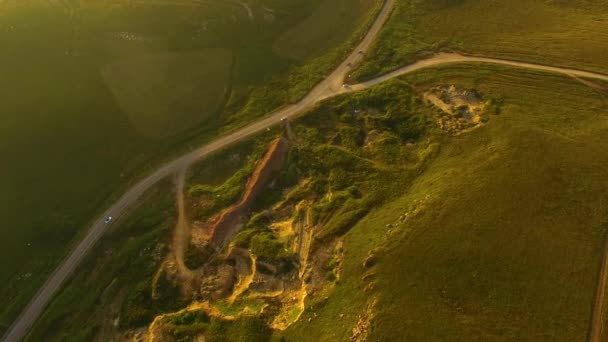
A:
172 169 195 281
6 0 608 339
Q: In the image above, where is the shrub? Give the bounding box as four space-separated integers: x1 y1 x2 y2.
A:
250 232 289 263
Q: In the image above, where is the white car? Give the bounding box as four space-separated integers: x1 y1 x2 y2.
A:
280 117 287 122
104 216 113 224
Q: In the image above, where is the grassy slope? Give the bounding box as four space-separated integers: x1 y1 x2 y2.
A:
0 0 377 332
353 0 608 80
285 65 608 340
26 180 176 341
273 0 376 60
102 49 233 138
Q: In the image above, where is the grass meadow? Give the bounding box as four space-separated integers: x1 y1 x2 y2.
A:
353 0 608 80
26 180 176 341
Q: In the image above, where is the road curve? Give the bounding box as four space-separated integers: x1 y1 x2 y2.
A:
1 1 395 341
6 1 608 340
352 53 608 90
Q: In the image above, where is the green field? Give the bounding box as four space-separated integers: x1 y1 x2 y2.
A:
274 0 376 60
0 0 379 333
102 49 233 138
353 0 608 80
285 65 608 341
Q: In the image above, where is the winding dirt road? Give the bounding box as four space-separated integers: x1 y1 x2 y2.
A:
5 0 608 339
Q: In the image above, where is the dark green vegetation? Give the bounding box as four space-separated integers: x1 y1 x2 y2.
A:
186 138 272 221
162 311 271 342
27 180 177 341
285 65 608 341
229 80 436 256
353 0 608 80
0 0 380 331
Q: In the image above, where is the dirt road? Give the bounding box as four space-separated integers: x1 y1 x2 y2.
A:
589 234 608 342
353 53 608 91
6 0 608 339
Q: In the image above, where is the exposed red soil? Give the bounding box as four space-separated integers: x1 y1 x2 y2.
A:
209 137 290 246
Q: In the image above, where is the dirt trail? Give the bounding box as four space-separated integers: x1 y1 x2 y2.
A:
297 204 313 278
173 169 195 280
589 234 608 342
10 0 608 338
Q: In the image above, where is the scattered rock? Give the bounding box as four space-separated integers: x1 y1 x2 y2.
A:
330 133 342 145
361 273 375 282
351 316 370 342
363 254 376 268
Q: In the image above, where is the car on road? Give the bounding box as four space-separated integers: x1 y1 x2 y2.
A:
280 117 287 122
104 216 113 224
342 84 350 89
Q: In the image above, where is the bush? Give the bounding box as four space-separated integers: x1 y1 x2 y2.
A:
329 168 349 191
167 310 210 326
121 274 185 329
250 233 289 263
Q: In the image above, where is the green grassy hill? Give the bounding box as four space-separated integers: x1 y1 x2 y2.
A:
285 65 608 341
353 0 608 80
102 49 233 138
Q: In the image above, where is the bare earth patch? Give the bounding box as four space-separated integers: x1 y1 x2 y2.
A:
424 85 489 134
